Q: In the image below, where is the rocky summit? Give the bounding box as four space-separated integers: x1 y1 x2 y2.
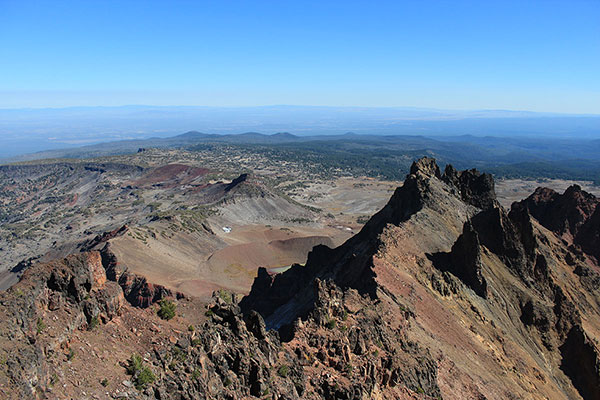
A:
1 157 600 399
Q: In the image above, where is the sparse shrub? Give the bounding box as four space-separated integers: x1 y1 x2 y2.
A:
344 363 353 375
100 378 109 387
188 324 195 332
88 316 99 330
217 289 233 304
277 365 289 377
224 377 232 387
127 353 155 390
172 346 187 361
127 353 144 375
36 318 46 334
135 366 155 390
157 299 176 320
67 348 75 361
326 319 336 329
356 215 370 224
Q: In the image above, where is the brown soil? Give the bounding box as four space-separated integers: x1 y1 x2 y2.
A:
109 223 351 300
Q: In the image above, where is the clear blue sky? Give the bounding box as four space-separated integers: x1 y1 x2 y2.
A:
1 0 598 113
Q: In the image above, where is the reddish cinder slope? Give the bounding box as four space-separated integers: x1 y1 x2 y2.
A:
134 163 211 188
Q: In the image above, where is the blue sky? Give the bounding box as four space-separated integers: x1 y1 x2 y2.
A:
0 0 599 112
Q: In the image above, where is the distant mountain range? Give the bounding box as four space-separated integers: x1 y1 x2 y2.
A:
3 129 599 164
1 105 599 158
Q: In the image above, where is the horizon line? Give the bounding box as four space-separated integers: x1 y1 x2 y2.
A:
0 104 599 117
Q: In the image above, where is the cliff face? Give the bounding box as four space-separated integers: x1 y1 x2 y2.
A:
241 157 600 400
0 251 124 396
2 157 600 399
240 157 497 328
0 237 184 398
514 185 599 239
513 185 600 264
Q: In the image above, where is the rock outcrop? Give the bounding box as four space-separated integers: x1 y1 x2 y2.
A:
0 252 124 397
448 221 488 298
240 156 462 327
79 225 129 252
154 284 440 399
577 204 600 262
515 185 598 238
100 243 184 308
442 163 498 209
513 185 600 263
241 157 600 400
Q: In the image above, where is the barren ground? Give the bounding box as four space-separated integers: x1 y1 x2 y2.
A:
2 147 599 303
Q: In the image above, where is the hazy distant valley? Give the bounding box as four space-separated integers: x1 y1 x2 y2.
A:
2 105 600 159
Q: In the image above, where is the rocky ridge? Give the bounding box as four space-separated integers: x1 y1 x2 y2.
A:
0 251 124 397
1 157 600 399
242 157 600 399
